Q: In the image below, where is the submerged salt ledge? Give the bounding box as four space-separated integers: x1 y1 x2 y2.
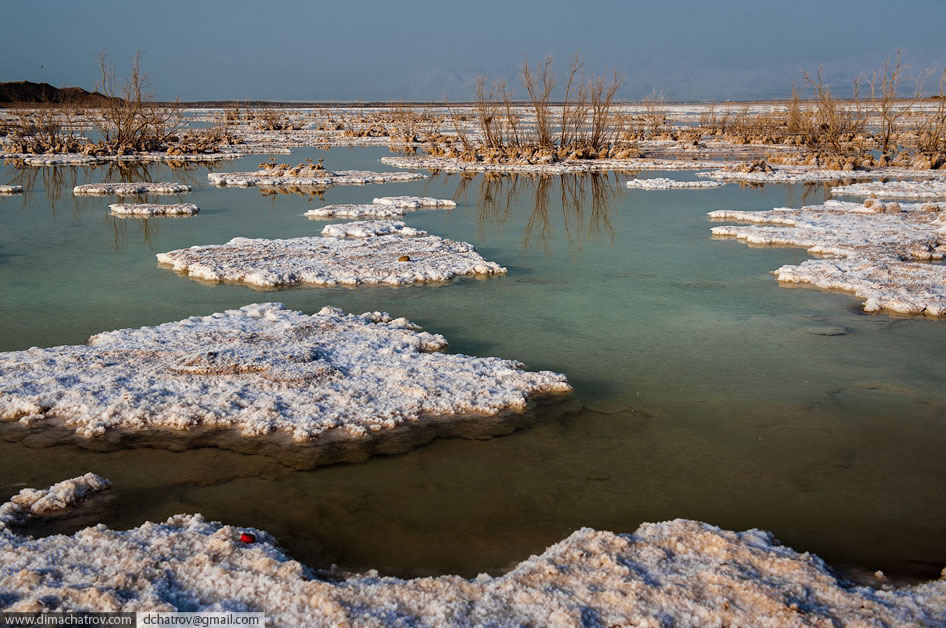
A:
1 483 943 628
832 180 946 201
74 182 192 196
0 474 110 529
109 203 199 217
305 196 456 219
710 200 946 316
626 177 724 190
207 169 423 188
157 221 505 289
0 303 564 440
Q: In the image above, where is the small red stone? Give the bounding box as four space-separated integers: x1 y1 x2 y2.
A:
239 532 256 544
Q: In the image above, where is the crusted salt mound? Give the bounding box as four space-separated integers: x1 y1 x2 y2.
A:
0 474 110 528
0 303 564 440
380 156 729 174
156 224 505 289
305 196 456 220
701 165 946 184
832 180 946 201
710 200 946 317
14 153 240 166
0 184 23 194
1 512 942 626
207 170 423 188
109 203 199 217
626 177 724 190
320 220 424 238
74 182 192 196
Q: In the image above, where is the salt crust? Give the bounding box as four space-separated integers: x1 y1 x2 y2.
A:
0 474 110 528
625 177 724 190
108 203 199 217
380 156 729 174
832 180 946 201
156 221 505 289
0 486 942 627
710 200 946 316
701 165 946 184
207 170 423 188
305 196 456 219
0 303 564 440
73 182 192 196
6 153 241 166
0 185 23 194
319 220 424 238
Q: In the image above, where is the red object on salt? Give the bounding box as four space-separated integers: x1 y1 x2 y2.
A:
239 532 256 544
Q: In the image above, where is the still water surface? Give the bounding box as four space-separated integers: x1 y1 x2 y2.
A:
1 148 944 580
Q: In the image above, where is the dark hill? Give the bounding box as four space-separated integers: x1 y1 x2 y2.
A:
0 81 119 105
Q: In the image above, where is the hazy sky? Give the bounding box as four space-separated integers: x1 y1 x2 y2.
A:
2 0 945 102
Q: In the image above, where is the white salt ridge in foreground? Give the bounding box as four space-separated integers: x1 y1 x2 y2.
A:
109 203 199 217
0 303 564 440
305 196 456 219
625 177 724 190
157 221 505 288
832 180 946 201
1 485 942 628
0 185 23 194
0 474 110 528
380 156 729 174
710 200 946 316
73 182 192 196
207 169 423 188
320 220 424 238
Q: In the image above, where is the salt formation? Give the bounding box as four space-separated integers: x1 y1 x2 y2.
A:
73 182 192 196
710 200 946 316
0 303 566 441
320 220 424 238
157 222 505 288
0 184 23 194
0 488 943 627
109 203 199 217
832 180 946 201
701 164 946 184
207 169 423 188
380 155 728 174
625 177 723 190
13 153 241 166
305 196 456 219
0 473 110 528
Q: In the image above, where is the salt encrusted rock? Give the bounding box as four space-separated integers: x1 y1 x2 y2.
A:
109 203 199 217
833 180 946 201
710 200 946 317
305 196 456 220
380 156 729 174
74 182 192 196
0 184 23 194
320 220 424 238
157 222 505 289
625 177 724 190
0 303 565 440
0 506 943 627
207 170 423 188
0 474 110 528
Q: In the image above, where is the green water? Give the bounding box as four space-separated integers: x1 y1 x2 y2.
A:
1 148 944 581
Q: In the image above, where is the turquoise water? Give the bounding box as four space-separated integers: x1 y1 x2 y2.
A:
1 148 944 580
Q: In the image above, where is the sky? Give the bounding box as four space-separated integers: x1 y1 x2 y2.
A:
2 0 945 102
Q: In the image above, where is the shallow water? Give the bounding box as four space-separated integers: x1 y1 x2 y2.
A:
1 148 944 581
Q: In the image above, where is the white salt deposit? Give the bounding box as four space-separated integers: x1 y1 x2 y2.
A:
0 184 23 194
207 170 423 188
832 180 946 201
109 203 199 217
73 182 192 196
701 165 946 184
305 196 456 219
1 486 942 626
0 303 564 440
10 153 241 167
625 177 724 190
710 200 946 317
0 474 110 528
380 156 729 174
320 220 424 238
157 222 505 289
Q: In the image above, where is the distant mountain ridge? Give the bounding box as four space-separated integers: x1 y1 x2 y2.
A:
0 81 118 105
